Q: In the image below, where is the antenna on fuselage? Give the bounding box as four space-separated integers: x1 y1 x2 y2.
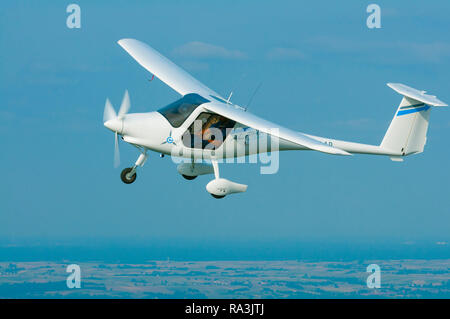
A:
226 91 233 104
245 81 263 109
226 73 247 104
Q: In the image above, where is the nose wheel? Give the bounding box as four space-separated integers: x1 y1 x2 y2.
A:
121 167 137 184
119 151 148 184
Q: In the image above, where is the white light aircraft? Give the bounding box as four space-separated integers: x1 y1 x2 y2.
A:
103 38 447 198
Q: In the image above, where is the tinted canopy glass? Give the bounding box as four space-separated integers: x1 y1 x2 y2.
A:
157 93 210 128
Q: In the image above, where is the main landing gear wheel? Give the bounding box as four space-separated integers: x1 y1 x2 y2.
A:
121 167 137 184
211 194 226 199
182 174 197 180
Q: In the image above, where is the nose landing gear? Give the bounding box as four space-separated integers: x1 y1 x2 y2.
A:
120 151 148 184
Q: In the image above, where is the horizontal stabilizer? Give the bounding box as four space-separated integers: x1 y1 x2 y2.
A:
387 83 447 106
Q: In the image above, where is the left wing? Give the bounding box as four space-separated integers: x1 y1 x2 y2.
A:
204 102 351 156
118 38 222 99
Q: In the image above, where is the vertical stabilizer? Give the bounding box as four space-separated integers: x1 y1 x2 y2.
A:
380 83 447 156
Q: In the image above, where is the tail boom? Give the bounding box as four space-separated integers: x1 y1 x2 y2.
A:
304 83 447 160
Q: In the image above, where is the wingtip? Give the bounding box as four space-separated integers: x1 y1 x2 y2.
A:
117 38 138 47
386 82 396 89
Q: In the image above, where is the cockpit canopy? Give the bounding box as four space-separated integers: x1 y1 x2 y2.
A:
157 93 210 128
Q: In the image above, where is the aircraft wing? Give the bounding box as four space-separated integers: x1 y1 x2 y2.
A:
118 38 223 99
118 39 349 156
204 102 351 156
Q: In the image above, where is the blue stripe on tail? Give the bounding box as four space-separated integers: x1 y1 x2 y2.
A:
397 105 430 116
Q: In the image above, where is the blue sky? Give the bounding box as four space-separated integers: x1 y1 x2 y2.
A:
0 1 449 255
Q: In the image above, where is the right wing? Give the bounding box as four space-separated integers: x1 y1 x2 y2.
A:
204 102 351 156
118 38 223 99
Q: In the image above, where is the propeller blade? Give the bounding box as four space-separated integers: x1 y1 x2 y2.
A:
118 90 130 119
114 132 120 168
103 98 117 123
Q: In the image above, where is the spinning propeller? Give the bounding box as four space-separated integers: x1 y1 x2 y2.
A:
103 90 131 168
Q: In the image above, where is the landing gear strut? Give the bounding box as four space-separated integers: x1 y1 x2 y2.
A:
210 159 225 199
120 151 148 184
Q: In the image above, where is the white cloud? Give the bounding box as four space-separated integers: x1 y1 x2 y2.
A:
173 41 247 60
179 61 210 72
266 47 306 61
332 118 377 130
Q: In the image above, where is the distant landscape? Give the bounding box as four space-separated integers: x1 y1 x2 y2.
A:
1 259 449 298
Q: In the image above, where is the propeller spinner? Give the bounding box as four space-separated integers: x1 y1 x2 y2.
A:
103 90 131 168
